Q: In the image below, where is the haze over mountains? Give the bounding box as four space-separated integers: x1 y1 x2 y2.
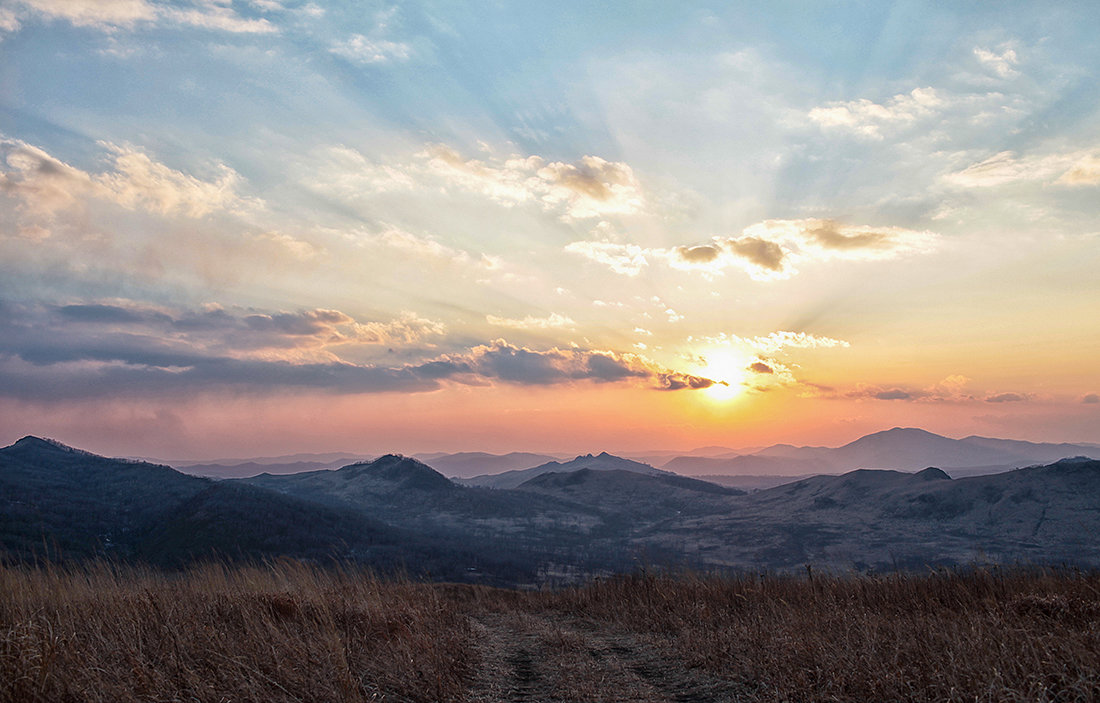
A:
660 427 1100 479
3 428 1099 587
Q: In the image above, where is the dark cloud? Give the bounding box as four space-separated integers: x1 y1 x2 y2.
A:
725 237 786 271
1083 393 1100 404
985 392 1027 403
837 385 925 401
583 353 650 382
805 220 889 250
749 361 774 374
873 389 912 400
674 244 721 264
56 304 169 325
0 303 715 400
654 372 715 391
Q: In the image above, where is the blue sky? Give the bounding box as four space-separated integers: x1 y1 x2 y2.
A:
1 1 1098 456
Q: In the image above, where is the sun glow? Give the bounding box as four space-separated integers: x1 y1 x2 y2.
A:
697 350 750 402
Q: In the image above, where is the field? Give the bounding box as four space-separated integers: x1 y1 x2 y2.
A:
2 561 1098 702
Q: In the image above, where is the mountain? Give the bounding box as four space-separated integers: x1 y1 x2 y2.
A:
664 427 1100 477
165 451 364 467
0 437 481 577
246 454 458 503
662 454 832 477
515 468 743 520
661 458 1100 571
174 460 338 479
462 452 668 489
8 435 1100 585
413 451 559 478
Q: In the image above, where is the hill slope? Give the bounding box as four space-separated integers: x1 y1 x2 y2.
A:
463 452 668 489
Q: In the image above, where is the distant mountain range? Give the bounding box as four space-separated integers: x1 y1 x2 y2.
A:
411 451 560 478
660 427 1100 478
5 432 1100 585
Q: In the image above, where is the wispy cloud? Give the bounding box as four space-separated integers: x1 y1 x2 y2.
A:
3 0 276 35
485 313 575 330
421 145 645 220
330 35 411 64
0 137 259 221
808 87 944 140
567 219 937 281
945 149 1100 188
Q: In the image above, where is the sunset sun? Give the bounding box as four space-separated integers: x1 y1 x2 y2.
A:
697 351 750 402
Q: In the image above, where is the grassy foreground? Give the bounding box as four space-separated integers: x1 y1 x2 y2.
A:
2 561 1098 702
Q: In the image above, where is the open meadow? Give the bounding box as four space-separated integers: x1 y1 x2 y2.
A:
3 561 1098 702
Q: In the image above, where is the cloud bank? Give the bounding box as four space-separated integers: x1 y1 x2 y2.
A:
0 302 714 400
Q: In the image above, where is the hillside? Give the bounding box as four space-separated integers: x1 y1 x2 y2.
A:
462 452 668 489
0 437 491 578
6 436 1100 582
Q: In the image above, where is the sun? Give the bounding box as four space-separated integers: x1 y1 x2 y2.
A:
696 350 749 402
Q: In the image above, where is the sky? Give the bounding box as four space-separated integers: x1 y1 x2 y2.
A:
1 0 1098 459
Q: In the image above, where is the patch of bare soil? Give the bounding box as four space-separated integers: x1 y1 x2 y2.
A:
465 612 747 702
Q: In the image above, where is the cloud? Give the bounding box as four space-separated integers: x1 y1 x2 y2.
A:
0 303 714 399
0 139 96 216
485 312 575 330
805 378 1033 405
96 143 255 217
985 392 1028 403
873 389 913 400
568 218 936 281
748 361 773 374
330 34 411 64
692 330 850 354
973 46 1019 79
1084 394 1100 404
5 301 445 369
419 340 712 391
673 244 720 263
946 149 1100 188
160 2 276 33
0 137 259 221
423 145 645 220
355 226 496 270
742 219 937 262
4 0 276 34
564 240 649 276
808 87 944 139
1057 154 1100 186
723 237 787 272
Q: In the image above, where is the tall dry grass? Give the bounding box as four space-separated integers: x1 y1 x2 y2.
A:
0 559 475 702
553 567 1100 701
3 561 1099 702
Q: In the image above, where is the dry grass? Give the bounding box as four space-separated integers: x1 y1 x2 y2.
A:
0 560 475 702
3 561 1099 702
552 568 1100 702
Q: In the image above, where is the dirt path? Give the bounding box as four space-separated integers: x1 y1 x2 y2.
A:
465 612 748 703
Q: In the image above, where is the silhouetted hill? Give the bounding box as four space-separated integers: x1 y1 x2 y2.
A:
463 452 667 489
7 436 1100 584
0 437 486 578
